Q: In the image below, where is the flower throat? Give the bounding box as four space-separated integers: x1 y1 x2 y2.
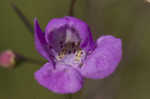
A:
51 27 86 66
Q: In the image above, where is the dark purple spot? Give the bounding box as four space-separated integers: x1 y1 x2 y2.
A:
60 41 63 44
73 49 76 53
68 50 71 54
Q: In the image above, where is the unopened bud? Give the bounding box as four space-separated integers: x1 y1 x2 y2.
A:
0 50 16 68
0 50 44 69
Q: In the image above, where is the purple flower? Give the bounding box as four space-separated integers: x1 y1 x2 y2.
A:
34 16 122 94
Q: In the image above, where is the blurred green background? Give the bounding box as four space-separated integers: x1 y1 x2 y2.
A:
0 0 150 99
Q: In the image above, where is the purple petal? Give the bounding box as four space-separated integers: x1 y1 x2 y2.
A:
34 62 83 94
81 35 122 79
34 18 51 60
45 16 95 52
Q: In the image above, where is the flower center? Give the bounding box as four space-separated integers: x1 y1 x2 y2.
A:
56 42 86 67
56 42 81 59
49 26 86 67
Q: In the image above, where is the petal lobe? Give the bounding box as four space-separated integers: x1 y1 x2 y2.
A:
81 35 122 79
34 62 83 94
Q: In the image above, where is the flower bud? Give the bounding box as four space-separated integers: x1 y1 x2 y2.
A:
0 50 16 68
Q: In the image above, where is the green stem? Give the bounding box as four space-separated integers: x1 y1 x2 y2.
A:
68 0 77 16
65 94 72 99
11 2 34 35
24 58 45 65
68 94 72 99
15 52 45 65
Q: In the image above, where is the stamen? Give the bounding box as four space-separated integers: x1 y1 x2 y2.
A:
58 49 66 59
56 40 85 66
75 50 83 61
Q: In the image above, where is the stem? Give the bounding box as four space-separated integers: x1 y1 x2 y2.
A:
65 94 72 99
11 2 34 35
68 94 72 99
14 52 45 65
68 0 77 16
24 58 45 65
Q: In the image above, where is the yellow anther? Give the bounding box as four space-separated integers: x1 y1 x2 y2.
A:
58 54 64 59
76 50 82 56
58 49 66 59
75 50 82 61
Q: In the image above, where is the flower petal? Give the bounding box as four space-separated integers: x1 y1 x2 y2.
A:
45 16 95 52
34 18 51 60
34 62 83 94
81 35 122 79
